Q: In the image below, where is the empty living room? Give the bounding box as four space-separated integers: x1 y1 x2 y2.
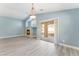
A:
0 0 79 58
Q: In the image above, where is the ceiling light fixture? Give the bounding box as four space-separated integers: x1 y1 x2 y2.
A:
30 3 36 19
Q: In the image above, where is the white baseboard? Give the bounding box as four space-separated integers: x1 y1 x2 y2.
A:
58 43 79 50
0 34 24 39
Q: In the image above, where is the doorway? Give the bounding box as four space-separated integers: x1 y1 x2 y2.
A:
41 19 58 43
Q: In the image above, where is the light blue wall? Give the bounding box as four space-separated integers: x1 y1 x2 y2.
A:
32 27 37 37
36 8 79 47
0 17 25 38
25 18 32 27
25 18 37 27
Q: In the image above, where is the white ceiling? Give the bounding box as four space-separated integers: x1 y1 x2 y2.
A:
0 3 79 20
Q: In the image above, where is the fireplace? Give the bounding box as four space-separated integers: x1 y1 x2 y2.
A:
25 27 37 38
27 29 30 35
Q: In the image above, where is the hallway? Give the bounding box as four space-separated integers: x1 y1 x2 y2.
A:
0 37 79 56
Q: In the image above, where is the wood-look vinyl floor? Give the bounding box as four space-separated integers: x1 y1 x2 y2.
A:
0 37 79 56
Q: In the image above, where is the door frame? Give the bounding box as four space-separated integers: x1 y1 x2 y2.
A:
40 17 59 44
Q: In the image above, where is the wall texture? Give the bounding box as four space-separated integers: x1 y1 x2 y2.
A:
0 17 25 38
36 8 79 47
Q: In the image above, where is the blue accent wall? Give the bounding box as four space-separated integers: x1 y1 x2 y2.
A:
0 17 25 38
36 8 79 47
